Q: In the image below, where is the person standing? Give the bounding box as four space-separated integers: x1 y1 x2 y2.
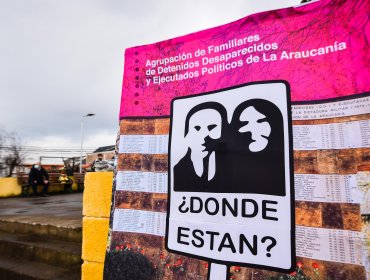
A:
91 153 112 172
28 163 49 197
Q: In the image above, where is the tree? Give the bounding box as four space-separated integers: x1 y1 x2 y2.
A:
0 130 25 177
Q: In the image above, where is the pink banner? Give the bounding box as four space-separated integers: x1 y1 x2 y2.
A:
107 1 370 279
120 0 369 118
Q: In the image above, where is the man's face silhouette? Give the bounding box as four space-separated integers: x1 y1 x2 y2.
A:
186 109 222 158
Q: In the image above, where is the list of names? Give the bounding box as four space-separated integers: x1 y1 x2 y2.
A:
296 226 364 266
112 209 166 236
116 171 168 193
293 119 370 150
119 135 169 154
294 174 361 204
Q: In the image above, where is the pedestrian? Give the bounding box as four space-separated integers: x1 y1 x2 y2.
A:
91 153 111 172
28 162 49 197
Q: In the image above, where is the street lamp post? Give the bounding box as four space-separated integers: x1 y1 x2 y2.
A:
80 113 95 173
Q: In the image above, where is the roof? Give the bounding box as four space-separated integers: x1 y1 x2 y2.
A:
93 145 115 153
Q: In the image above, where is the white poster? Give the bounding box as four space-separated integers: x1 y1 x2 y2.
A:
166 81 295 272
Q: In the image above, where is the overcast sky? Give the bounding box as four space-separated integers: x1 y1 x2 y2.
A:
0 0 301 163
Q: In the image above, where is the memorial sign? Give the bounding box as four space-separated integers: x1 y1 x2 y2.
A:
104 0 369 279
166 81 294 273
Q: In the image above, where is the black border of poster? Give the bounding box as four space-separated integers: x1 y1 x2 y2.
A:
165 80 296 274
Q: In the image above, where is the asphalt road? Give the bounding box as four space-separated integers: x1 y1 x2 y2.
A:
0 193 82 228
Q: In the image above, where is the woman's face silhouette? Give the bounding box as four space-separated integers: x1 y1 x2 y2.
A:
238 106 271 152
186 109 222 157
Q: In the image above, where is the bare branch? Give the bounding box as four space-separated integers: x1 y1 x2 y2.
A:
0 130 26 177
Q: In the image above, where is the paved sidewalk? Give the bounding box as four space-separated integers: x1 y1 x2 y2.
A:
0 193 82 228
